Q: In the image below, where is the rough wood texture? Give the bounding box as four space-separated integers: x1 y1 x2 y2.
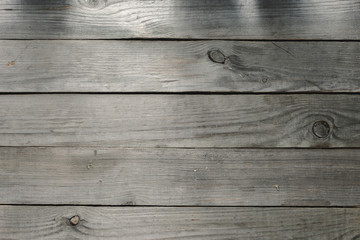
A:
0 94 359 148
2 40 360 92
0 0 359 40
1 147 360 206
0 206 359 239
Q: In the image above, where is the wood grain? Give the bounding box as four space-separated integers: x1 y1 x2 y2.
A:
0 94 359 148
1 147 360 206
0 0 359 40
0 206 359 239
1 40 360 92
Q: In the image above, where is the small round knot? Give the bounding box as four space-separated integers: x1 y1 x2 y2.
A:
312 120 331 138
69 215 80 226
80 0 107 9
208 50 226 64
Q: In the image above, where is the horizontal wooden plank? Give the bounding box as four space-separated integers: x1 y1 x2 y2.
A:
2 41 360 92
0 0 359 39
1 147 360 206
0 94 359 148
0 206 359 239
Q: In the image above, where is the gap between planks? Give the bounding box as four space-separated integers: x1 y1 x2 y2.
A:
0 204 358 208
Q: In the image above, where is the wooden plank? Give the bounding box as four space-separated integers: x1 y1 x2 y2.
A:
1 147 360 206
0 0 359 40
0 94 359 148
0 206 359 239
2 40 360 93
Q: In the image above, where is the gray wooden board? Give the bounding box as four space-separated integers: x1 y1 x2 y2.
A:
1 40 360 92
0 206 359 239
0 94 359 148
1 147 360 206
0 0 359 40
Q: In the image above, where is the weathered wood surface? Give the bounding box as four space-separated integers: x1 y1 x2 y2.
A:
1 147 360 206
0 94 359 148
0 0 359 40
2 40 360 92
0 206 359 239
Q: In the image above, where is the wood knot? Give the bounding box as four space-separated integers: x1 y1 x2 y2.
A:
80 0 107 9
7 61 15 67
69 215 81 226
312 120 331 138
208 50 226 64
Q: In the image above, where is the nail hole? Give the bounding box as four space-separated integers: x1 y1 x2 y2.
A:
312 120 331 138
208 50 226 64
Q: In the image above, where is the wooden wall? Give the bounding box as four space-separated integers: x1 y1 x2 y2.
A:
0 0 359 239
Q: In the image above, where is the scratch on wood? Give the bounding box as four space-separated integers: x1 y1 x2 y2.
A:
43 6 74 10
271 42 295 58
